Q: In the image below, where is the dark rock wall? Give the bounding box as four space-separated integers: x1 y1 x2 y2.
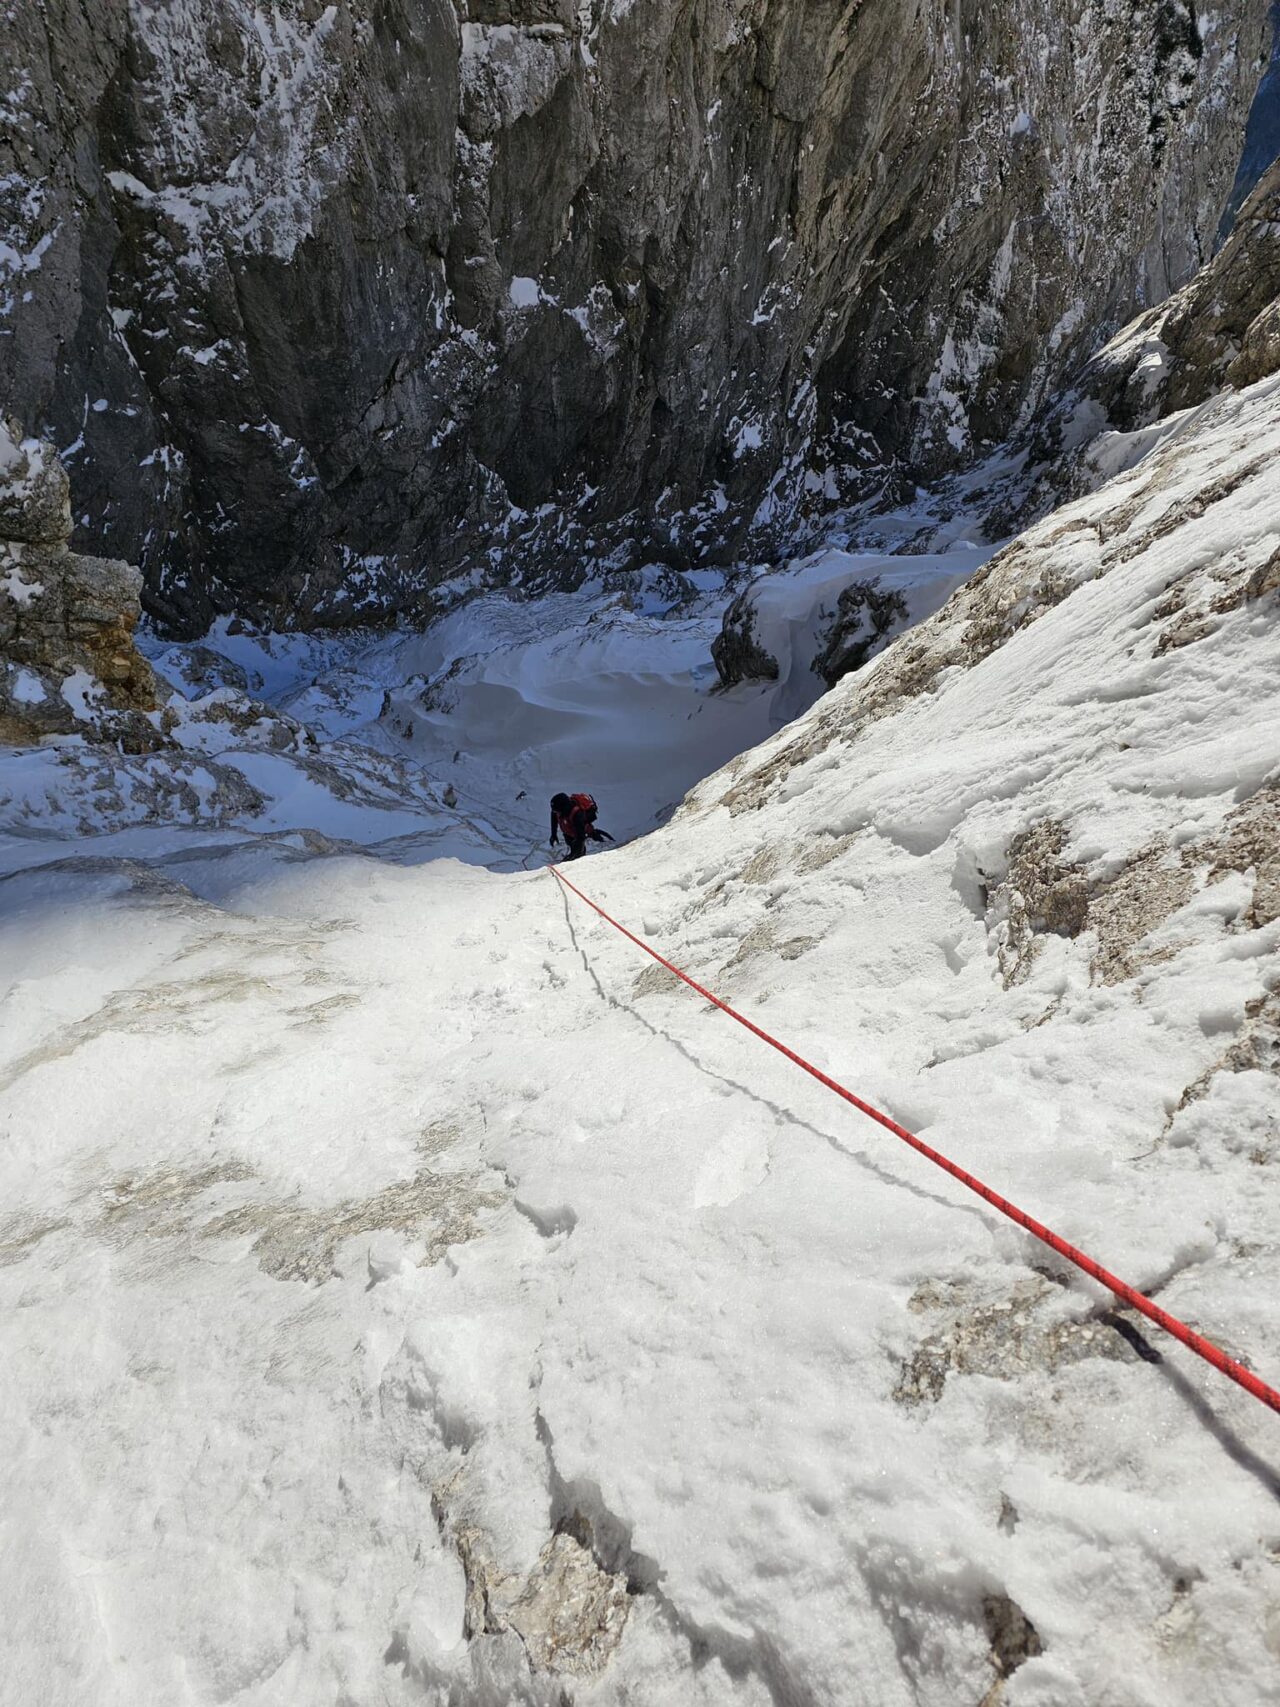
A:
0 0 1269 633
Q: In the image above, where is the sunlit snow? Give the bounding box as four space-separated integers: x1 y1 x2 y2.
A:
1 380 1279 1704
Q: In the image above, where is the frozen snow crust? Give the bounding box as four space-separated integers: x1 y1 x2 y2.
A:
2 376 1280 1702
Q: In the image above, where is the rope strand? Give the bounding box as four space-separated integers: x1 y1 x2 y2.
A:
550 863 1280 1417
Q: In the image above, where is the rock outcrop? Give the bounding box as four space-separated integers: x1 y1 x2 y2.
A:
997 157 1280 530
810 577 908 689
710 569 909 689
710 582 780 687
1 0 1269 632
1085 157 1280 420
0 422 156 743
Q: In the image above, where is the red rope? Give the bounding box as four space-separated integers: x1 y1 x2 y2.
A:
550 862 1280 1417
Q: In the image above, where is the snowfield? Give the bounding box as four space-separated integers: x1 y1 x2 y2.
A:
2 375 1280 1704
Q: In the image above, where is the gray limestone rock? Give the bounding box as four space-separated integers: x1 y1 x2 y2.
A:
0 427 70 545
710 581 779 687
1074 158 1280 428
1220 0 1280 235
0 0 1270 632
0 421 156 742
995 157 1280 531
811 578 909 689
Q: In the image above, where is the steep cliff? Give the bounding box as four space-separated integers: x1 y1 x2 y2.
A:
1221 0 1279 231
1 0 1269 632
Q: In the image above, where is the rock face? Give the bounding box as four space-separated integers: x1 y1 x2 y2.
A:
999 157 1280 529
1082 158 1280 424
1220 0 1280 233
1 0 1269 633
0 422 155 742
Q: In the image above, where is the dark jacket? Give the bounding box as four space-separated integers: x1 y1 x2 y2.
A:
551 793 609 850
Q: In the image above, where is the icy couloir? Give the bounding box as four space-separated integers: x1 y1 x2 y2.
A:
1 372 1279 1703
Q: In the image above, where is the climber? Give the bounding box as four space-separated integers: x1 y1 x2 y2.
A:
550 791 613 861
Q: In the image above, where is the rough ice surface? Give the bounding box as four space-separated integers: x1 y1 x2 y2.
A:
1 355 1279 1702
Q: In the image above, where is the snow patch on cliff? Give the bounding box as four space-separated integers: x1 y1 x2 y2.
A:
116 0 348 262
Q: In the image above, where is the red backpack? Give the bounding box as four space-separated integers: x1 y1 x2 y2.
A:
569 792 597 824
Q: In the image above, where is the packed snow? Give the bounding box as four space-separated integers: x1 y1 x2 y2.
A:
2 377 1280 1704
1 520 982 876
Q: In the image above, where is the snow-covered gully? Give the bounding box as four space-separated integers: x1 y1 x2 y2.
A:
3 377 1280 1703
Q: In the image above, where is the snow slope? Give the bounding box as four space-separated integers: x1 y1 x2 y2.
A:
1 376 1279 1704
0 521 984 878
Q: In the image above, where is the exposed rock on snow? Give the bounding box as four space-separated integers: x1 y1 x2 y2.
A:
505 1531 630 1677
708 540 979 707
1153 541 1280 657
989 818 1090 988
1201 780 1280 932
810 577 909 689
160 644 252 698
1171 986 1280 1158
432 1508 630 1683
0 422 155 742
202 1152 507 1284
712 571 914 692
0 0 1268 628
0 741 273 839
992 779 1280 993
710 583 780 687
893 1273 1142 1407
979 1591 1043 1706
